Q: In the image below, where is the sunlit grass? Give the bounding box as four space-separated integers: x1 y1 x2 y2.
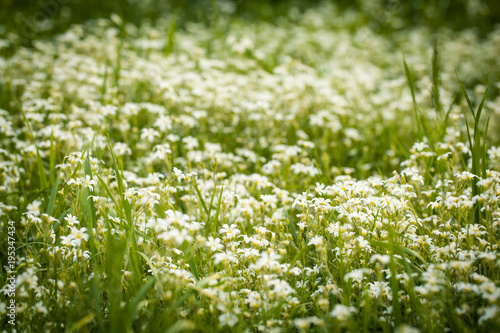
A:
1 2 500 332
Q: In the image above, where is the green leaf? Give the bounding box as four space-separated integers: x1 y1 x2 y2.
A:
15 98 48 190
287 216 298 246
49 130 56 185
431 38 442 115
165 320 196 333
126 276 156 320
212 185 224 236
164 14 177 56
67 314 95 332
46 171 60 216
194 181 209 216
95 173 120 215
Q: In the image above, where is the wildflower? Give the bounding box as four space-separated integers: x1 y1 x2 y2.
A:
26 200 42 217
69 227 89 246
64 214 79 226
219 313 238 327
173 167 186 181
293 317 323 330
292 192 311 209
33 301 48 315
245 291 262 308
251 251 281 271
267 279 294 298
82 175 97 191
455 171 478 181
370 254 390 265
113 142 132 156
260 194 277 206
478 306 500 325
213 251 238 265
330 304 357 322
395 325 420 333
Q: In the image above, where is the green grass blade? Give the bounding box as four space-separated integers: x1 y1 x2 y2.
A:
49 130 56 185
46 171 60 216
194 181 209 216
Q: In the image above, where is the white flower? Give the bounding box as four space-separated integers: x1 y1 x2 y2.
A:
455 171 478 181
113 142 132 156
64 214 79 226
33 301 48 315
140 128 159 143
267 279 294 298
478 305 500 325
69 227 89 246
292 192 311 209
251 251 281 271
173 167 186 181
330 304 357 322
487 146 499 159
82 175 97 192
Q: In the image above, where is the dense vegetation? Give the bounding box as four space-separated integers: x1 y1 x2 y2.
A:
1 1 499 332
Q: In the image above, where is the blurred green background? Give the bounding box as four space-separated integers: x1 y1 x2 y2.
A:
1 0 500 45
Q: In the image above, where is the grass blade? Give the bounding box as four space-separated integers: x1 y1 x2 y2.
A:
46 171 60 216
403 56 423 139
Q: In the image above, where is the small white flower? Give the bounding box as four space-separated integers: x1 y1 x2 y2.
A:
344 268 371 283
82 175 97 192
70 227 89 246
64 214 79 226
219 313 238 327
205 236 224 252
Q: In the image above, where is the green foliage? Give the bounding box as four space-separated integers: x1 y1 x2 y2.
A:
1 1 500 332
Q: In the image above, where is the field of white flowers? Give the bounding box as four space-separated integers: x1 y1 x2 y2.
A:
1 2 500 332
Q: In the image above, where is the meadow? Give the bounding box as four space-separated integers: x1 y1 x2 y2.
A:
1 1 500 332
